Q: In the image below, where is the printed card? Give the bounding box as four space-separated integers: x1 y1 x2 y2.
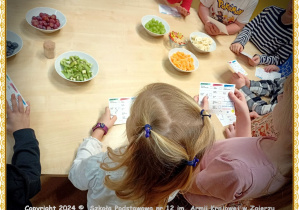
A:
255 67 281 80
240 51 253 59
216 114 236 126
6 74 28 110
199 82 235 115
207 16 228 35
159 4 181 17
227 60 248 76
109 97 136 125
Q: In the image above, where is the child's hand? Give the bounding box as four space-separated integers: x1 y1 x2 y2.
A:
228 89 249 117
175 5 190 17
249 111 260 120
230 73 250 89
248 55 260 66
205 22 220 36
92 107 117 141
264 65 280 73
193 95 209 110
225 122 236 138
6 94 30 133
230 43 243 55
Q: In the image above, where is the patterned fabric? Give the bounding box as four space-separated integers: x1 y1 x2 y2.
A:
239 77 287 115
251 112 279 138
278 54 293 77
232 6 293 65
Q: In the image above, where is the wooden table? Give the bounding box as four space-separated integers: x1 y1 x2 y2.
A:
6 0 261 175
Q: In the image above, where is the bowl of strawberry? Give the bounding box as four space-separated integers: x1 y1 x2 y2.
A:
26 7 66 33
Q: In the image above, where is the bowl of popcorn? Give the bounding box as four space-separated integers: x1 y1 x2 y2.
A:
169 31 187 48
190 32 216 53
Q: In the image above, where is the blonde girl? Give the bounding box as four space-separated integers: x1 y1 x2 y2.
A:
185 76 292 209
68 83 215 208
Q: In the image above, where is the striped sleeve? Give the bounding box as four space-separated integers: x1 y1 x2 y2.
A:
232 6 293 65
259 41 293 65
239 86 276 115
231 7 264 47
249 77 286 97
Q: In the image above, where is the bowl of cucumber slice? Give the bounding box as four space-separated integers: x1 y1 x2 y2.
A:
55 51 99 82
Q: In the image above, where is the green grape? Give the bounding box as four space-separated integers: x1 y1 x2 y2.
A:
145 18 166 34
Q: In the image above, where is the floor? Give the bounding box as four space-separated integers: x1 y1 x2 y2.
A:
31 176 292 210
31 176 87 209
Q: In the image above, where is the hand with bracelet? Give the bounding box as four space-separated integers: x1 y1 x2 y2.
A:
92 107 117 141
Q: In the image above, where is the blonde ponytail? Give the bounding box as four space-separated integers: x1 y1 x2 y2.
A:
101 83 215 207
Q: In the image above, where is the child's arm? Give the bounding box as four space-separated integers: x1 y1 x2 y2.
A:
228 89 251 137
249 77 286 97
258 42 292 66
7 95 42 201
91 107 117 141
68 108 117 190
226 21 245 35
176 0 192 16
230 6 264 54
198 3 220 35
68 136 104 190
239 85 278 115
198 2 210 25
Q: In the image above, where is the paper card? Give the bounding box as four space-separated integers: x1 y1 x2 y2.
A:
216 114 236 126
227 60 248 76
199 82 235 115
6 74 28 110
240 51 253 59
159 4 181 17
207 16 228 35
109 97 136 125
255 67 281 80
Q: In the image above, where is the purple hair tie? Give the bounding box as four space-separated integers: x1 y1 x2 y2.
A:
186 157 199 167
200 109 211 119
144 124 152 138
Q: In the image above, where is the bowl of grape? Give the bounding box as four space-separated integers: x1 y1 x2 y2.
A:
55 51 99 82
141 15 170 37
6 30 23 58
26 7 67 33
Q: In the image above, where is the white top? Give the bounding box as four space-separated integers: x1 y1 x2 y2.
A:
201 0 258 24
68 137 178 209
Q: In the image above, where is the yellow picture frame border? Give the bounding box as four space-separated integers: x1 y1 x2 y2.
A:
0 0 298 209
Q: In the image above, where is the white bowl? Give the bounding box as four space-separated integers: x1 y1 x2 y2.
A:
26 7 67 33
168 48 199 72
6 30 23 58
189 32 216 53
141 15 170 37
55 51 99 82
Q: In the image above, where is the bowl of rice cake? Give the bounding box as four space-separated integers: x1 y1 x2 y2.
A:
190 32 216 53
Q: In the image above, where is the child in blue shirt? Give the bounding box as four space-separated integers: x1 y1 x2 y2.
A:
264 54 293 77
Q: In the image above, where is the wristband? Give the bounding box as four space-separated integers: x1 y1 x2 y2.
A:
92 123 108 135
